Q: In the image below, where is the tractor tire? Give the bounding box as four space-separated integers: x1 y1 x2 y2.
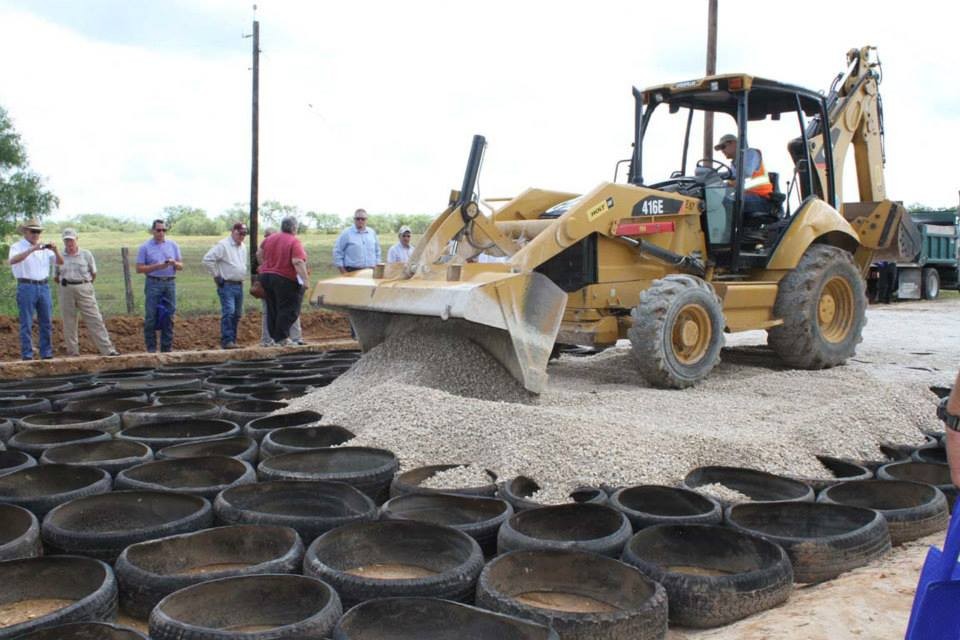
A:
922 267 940 300
628 275 724 389
768 245 865 369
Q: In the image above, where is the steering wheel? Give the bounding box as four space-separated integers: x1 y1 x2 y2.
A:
696 158 733 179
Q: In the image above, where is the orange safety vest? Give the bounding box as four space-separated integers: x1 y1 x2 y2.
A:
743 151 773 198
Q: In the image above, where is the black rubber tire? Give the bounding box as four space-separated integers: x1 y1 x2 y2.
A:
156 436 258 465
115 524 304 619
0 464 112 517
201 375 256 395
390 464 498 498
114 376 201 394
498 476 607 511
818 479 949 545
0 556 117 639
151 389 217 404
63 389 150 413
0 398 53 419
42 490 214 563
68 400 153 427
40 440 154 477
19 411 121 435
912 444 948 465
609 485 722 531
877 461 958 512
14 622 147 639
768 245 866 368
922 267 940 300
683 466 815 505
219 399 289 427
0 380 72 396
8 428 112 459
0 418 13 444
121 402 221 428
250 389 306 402
244 410 323 443
477 549 668 640
219 384 289 401
303 520 484 608
115 456 256 500
0 449 37 477
628 275 725 389
275 374 338 393
214 480 377 543
621 524 793 627
498 503 633 558
43 384 121 411
788 456 873 491
380 493 514 556
726 501 891 583
148 574 341 640
0 503 42 561
257 446 398 501
332 597 560 639
259 425 356 460
116 418 240 450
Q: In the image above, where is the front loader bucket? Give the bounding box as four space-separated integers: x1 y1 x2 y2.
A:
312 271 567 394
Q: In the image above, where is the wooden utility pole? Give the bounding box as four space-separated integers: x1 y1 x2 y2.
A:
703 0 718 160
120 247 135 313
249 17 260 276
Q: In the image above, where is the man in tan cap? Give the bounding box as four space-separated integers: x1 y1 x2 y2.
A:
6 218 62 360
56 228 119 357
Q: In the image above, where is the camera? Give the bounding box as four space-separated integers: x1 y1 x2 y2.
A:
43 243 54 250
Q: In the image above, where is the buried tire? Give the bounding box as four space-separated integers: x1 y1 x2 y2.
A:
628 275 724 389
621 524 793 628
819 479 949 544
768 244 866 369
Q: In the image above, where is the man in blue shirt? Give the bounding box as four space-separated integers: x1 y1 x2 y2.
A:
136 219 182 352
333 209 381 273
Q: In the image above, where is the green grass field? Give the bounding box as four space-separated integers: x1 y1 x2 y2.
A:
1 231 348 317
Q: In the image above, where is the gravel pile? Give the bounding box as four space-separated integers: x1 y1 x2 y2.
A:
527 486 577 505
418 464 493 490
695 483 753 504
284 334 937 499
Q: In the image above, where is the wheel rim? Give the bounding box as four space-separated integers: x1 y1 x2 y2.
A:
671 304 712 364
818 276 855 343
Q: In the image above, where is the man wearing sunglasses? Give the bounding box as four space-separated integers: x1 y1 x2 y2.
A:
202 222 248 349
135 219 182 353
7 218 62 360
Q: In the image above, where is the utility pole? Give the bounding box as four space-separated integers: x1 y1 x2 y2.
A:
703 0 718 160
248 13 260 276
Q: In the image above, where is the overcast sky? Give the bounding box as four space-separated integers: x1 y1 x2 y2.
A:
1 0 958 224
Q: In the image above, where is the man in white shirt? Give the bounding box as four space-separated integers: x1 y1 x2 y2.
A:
6 218 62 360
202 222 248 349
387 225 414 264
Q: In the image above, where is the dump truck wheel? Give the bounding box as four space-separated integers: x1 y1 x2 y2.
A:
629 276 725 389
922 267 940 300
768 245 865 369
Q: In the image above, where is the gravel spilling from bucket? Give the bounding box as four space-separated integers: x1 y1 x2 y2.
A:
284 335 937 499
418 464 493 490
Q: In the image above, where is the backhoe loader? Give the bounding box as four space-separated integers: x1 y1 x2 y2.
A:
312 45 918 393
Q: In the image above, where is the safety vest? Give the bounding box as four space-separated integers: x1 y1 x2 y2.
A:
743 151 773 198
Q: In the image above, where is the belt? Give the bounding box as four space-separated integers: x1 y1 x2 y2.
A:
344 266 366 272
16 278 48 285
224 280 244 285
61 280 90 286
148 276 176 280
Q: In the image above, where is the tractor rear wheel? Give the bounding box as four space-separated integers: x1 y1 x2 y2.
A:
768 245 865 369
629 275 725 389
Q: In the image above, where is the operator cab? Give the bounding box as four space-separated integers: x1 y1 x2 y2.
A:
628 74 835 273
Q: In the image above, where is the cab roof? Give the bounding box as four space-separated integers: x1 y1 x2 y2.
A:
641 74 825 120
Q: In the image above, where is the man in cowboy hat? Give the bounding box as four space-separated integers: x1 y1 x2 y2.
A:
6 218 62 360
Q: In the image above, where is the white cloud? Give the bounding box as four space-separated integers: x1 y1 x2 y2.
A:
1 0 958 224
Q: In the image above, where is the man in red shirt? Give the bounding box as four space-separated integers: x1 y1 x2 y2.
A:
256 216 309 345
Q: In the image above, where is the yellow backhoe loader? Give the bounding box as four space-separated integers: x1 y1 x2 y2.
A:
312 46 918 393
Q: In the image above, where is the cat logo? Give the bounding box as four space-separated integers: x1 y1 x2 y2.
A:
587 197 615 221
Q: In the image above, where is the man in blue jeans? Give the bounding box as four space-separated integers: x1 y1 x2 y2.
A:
135 219 182 352
202 222 248 349
6 218 62 360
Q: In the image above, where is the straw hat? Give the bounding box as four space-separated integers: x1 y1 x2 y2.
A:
17 218 44 233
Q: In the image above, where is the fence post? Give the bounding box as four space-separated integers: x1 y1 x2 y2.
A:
121 247 135 314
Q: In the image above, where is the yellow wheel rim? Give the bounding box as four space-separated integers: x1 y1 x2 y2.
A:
818 276 855 343
671 304 712 364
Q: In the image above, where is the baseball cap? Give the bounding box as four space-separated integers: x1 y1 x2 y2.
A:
62 228 78 240
398 225 412 236
232 222 248 233
714 134 737 151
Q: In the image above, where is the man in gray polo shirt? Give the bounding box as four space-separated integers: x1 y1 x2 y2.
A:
202 222 248 349
56 228 119 357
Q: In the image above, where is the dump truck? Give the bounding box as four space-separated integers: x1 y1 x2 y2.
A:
312 46 918 392
867 207 959 300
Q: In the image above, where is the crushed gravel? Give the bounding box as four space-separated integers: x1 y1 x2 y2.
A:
417 464 494 490
283 331 938 500
695 483 753 504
